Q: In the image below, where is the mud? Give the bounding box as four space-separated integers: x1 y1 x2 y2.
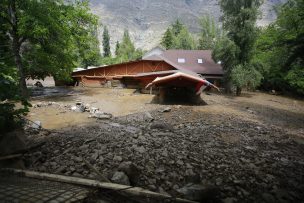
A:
23 88 304 202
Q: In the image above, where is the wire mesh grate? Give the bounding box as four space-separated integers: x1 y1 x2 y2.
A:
0 170 90 203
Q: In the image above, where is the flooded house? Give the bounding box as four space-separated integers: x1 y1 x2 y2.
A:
72 49 223 102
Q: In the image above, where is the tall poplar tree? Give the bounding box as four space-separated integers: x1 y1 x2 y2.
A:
115 41 120 56
213 0 262 95
102 26 111 57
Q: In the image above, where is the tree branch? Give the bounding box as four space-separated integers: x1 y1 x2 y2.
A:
19 37 27 45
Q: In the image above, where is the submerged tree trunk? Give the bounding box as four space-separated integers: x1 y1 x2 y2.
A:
9 0 28 98
13 43 28 98
224 78 232 94
236 86 242 96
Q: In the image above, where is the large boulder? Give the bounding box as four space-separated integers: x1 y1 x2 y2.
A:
0 130 27 155
177 183 220 202
0 130 27 169
118 161 141 185
111 171 130 186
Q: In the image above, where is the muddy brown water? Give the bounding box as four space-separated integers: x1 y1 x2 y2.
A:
28 88 160 130
28 87 304 137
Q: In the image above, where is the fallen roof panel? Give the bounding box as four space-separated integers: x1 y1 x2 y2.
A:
145 72 207 89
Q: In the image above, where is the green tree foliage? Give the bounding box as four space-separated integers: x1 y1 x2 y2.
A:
77 23 101 69
213 37 240 89
213 0 262 95
0 0 101 97
231 64 263 91
161 29 174 49
254 0 304 95
117 30 135 58
174 27 195 50
0 28 28 133
0 0 100 132
115 41 120 56
198 15 222 49
102 26 111 57
116 29 143 62
161 20 195 50
171 19 184 36
0 68 29 134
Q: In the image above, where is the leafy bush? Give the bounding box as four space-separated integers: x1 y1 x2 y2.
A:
285 65 304 95
231 64 263 91
0 72 29 134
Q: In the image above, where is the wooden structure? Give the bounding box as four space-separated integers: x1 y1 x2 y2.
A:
72 60 175 88
71 50 223 90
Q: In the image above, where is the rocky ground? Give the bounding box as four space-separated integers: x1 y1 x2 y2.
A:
23 103 304 203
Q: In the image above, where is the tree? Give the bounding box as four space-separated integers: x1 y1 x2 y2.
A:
213 37 240 92
102 26 111 57
0 0 100 97
161 28 174 49
115 41 120 56
0 66 28 134
171 19 184 36
116 29 142 62
174 27 195 50
0 0 101 133
161 20 195 50
253 0 304 95
117 29 135 59
213 0 262 95
76 23 101 69
198 15 221 49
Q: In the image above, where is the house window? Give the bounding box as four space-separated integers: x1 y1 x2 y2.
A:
178 58 185 63
198 59 203 64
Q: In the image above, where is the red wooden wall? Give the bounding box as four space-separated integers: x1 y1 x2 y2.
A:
73 60 174 78
72 60 175 87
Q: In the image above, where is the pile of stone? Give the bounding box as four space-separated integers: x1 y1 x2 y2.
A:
24 107 304 202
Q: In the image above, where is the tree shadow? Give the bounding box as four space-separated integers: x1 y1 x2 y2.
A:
150 94 208 106
232 100 304 131
223 92 255 99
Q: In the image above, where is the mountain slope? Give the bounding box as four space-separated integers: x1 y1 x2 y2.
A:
89 0 286 52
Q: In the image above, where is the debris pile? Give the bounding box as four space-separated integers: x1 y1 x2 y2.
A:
23 107 304 202
32 101 113 121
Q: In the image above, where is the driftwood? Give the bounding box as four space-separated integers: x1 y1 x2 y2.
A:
2 168 198 203
0 154 22 161
5 141 46 156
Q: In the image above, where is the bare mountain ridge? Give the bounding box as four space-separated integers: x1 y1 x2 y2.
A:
89 0 285 52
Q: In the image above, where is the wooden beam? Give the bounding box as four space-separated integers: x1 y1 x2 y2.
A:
2 168 198 203
0 154 22 161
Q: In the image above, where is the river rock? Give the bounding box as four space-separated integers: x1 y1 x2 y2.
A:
111 171 130 186
32 121 42 129
177 183 219 201
144 112 154 122
89 112 112 119
161 107 171 112
113 155 123 162
118 161 140 184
